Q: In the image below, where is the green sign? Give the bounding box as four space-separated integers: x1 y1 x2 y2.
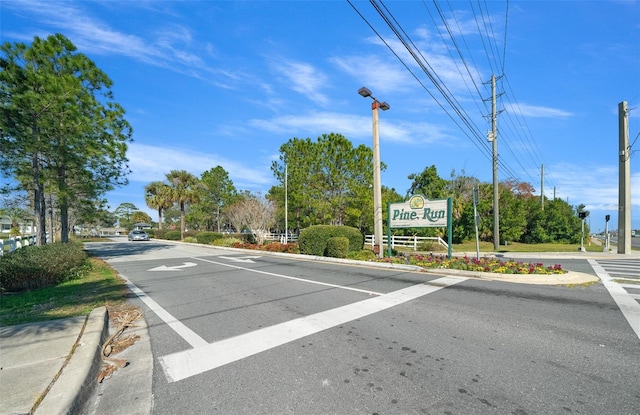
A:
387 195 452 259
390 195 448 228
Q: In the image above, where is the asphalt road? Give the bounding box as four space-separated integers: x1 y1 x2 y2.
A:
597 236 640 250
87 240 640 414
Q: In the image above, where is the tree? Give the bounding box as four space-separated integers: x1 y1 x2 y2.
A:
224 196 247 235
0 34 132 244
145 181 172 229
270 133 376 230
225 193 275 244
407 165 448 199
498 184 527 244
131 211 152 224
196 166 238 232
114 202 139 223
166 170 200 239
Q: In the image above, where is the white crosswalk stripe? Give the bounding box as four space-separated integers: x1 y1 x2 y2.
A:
594 258 640 304
589 259 640 341
594 258 640 280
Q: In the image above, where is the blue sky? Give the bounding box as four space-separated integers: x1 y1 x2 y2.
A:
2 0 639 232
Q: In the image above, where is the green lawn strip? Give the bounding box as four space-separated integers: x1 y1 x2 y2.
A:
451 240 605 253
0 257 127 327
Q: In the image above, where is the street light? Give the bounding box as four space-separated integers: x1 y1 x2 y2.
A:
358 87 390 259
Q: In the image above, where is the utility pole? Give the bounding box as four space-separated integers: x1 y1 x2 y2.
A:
490 74 499 251
618 101 631 254
541 164 545 210
284 164 288 243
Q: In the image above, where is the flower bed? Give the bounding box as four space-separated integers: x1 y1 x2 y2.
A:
383 254 565 275
231 242 299 254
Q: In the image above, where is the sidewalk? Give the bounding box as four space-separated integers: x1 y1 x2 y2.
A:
0 248 636 414
0 308 107 415
0 305 152 415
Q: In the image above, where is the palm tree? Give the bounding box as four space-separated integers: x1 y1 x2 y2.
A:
166 170 200 239
145 181 172 229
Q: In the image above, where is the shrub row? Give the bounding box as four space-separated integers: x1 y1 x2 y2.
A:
152 229 225 243
298 225 364 256
0 242 90 292
195 232 224 244
231 242 299 253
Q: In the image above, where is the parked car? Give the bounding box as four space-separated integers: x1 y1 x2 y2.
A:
128 230 149 241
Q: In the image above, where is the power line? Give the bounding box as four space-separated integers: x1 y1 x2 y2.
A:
348 0 557 186
347 0 496 164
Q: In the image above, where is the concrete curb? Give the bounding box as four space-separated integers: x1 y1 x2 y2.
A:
35 306 108 415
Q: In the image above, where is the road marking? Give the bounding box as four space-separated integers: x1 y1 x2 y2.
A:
193 256 383 296
218 255 261 263
589 259 640 340
119 273 209 348
148 262 198 271
159 276 467 383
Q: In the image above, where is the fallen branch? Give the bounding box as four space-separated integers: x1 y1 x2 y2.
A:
97 306 143 383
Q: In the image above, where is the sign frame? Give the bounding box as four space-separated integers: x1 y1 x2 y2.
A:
387 195 452 259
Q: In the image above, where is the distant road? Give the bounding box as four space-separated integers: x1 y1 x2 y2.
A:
599 236 640 250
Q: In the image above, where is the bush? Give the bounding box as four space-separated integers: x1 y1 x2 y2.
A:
213 237 243 247
163 230 182 241
196 232 223 245
417 241 440 252
298 225 364 256
0 242 90 292
347 249 378 261
184 230 198 239
153 229 168 239
183 236 198 243
326 237 349 258
263 242 300 254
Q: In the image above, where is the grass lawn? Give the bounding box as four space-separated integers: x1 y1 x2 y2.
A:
452 240 607 253
0 256 128 327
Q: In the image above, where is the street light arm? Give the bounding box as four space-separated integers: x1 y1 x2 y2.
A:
358 87 372 98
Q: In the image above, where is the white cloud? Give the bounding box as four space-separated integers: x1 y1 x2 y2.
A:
331 54 413 94
546 163 639 210
247 111 457 145
3 0 240 88
271 59 330 105
126 143 273 188
507 103 573 118
360 33 483 95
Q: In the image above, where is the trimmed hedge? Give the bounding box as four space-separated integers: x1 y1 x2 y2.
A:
195 232 223 245
326 237 349 258
298 225 364 256
0 242 90 292
163 230 182 240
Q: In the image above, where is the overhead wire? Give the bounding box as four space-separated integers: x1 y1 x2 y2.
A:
430 0 533 181
346 0 497 165
378 0 505 169
349 0 555 187
439 0 539 183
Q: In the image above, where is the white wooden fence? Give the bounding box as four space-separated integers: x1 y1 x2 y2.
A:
0 235 37 257
264 233 446 251
365 234 448 251
264 233 299 243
